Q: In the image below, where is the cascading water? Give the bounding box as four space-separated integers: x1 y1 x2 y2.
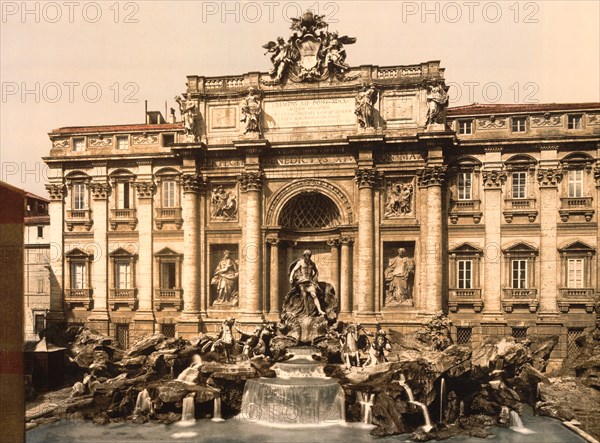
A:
181 395 196 423
356 392 375 425
133 389 153 415
509 410 535 434
211 396 225 422
439 378 445 423
395 374 432 433
240 347 345 427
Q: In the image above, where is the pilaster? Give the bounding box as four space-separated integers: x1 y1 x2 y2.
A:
45 183 66 325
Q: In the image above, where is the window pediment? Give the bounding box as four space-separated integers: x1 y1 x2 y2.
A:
559 241 595 254
154 247 182 258
449 243 483 255
503 242 538 254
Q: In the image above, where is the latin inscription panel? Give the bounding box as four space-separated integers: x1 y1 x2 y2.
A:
264 98 355 129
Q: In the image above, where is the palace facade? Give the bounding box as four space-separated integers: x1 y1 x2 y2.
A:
42 16 600 366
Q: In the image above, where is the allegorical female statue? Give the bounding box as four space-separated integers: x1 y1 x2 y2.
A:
240 88 262 135
211 250 239 306
384 248 415 305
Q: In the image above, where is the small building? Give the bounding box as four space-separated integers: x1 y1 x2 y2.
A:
24 338 66 391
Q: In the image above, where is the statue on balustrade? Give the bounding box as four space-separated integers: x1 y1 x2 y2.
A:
355 84 378 129
280 249 338 344
211 250 239 306
240 87 263 135
175 95 201 141
384 248 415 306
425 80 449 126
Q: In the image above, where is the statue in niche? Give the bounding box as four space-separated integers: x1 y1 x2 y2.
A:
355 84 378 129
175 95 201 141
384 183 413 218
425 81 449 126
211 250 239 306
384 248 415 306
280 249 338 344
240 88 263 135
211 186 237 220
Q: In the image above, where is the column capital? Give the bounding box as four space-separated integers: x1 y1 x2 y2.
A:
537 168 563 187
340 236 354 246
594 167 600 187
45 184 66 201
239 171 264 192
355 168 379 188
482 169 507 189
90 182 111 200
327 238 340 247
133 181 156 199
265 236 280 246
417 165 446 187
180 173 206 194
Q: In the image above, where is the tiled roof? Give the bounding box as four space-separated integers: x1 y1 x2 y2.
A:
447 103 600 116
50 123 182 135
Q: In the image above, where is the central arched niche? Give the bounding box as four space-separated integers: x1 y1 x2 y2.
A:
278 192 341 231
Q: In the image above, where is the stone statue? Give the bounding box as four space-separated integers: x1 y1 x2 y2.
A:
425 81 449 126
240 88 263 135
323 31 356 74
355 84 378 129
384 183 413 218
200 318 236 363
211 186 237 220
175 95 201 141
363 326 392 367
262 37 294 83
211 250 239 306
336 322 369 369
384 248 415 306
280 249 338 344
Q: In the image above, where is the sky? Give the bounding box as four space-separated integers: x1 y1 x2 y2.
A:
1 0 599 196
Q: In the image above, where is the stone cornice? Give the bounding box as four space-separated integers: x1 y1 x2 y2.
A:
133 181 156 199
537 168 564 187
417 166 446 187
239 171 264 192
482 170 507 188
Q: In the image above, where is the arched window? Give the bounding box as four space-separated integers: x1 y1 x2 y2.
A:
279 193 341 230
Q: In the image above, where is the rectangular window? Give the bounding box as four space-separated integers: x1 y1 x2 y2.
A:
116 182 131 209
37 226 44 238
457 260 473 289
162 134 175 147
567 258 584 288
456 327 472 345
160 262 177 289
116 324 129 349
115 262 131 289
73 183 86 210
72 138 85 152
512 172 527 199
71 262 86 289
511 259 527 289
512 117 527 133
568 170 584 198
116 136 129 150
458 120 473 135
457 172 472 200
34 314 45 335
161 324 176 338
568 115 582 130
162 181 176 208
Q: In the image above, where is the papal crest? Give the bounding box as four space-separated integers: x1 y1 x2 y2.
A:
295 35 321 80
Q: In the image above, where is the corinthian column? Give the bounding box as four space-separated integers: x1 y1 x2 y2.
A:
339 236 353 314
417 166 446 313
88 182 111 333
45 183 66 326
355 168 377 315
133 180 156 336
178 174 203 335
240 171 263 315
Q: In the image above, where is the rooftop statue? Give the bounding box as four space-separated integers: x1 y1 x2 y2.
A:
174 95 201 142
262 10 357 84
425 80 449 127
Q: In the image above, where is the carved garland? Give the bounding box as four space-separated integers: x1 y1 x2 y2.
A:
266 178 354 226
417 166 446 187
482 170 507 188
537 168 564 187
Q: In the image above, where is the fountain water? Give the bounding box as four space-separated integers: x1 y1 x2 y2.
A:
356 392 375 425
439 378 445 423
395 374 432 433
509 410 535 434
211 396 225 422
177 355 202 384
133 389 153 415
181 395 196 423
240 347 345 427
